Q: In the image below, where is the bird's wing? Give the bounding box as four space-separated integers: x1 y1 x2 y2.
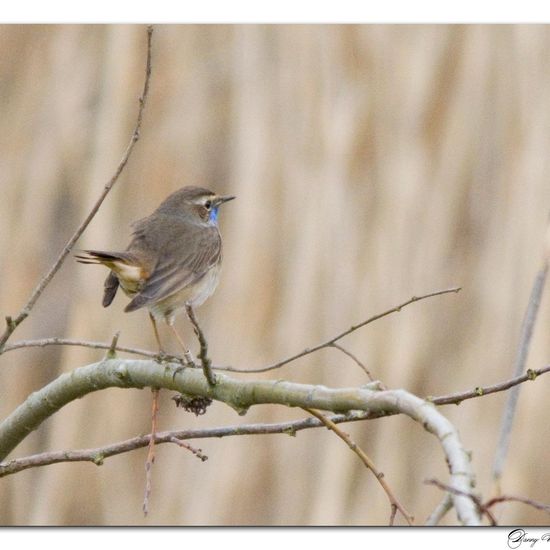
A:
124 217 221 313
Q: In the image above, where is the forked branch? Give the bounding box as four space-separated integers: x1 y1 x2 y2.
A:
0 358 480 525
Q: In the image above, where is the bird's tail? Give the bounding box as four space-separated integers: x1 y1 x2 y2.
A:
75 249 134 265
75 250 139 308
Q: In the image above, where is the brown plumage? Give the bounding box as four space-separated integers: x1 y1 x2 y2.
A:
76 186 235 329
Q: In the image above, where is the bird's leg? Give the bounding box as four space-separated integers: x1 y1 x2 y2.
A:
149 313 168 363
168 323 196 367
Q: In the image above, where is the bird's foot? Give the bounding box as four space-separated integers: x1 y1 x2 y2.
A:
171 350 197 381
171 364 185 381
153 350 170 364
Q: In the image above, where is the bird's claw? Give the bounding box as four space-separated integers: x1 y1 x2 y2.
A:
154 350 169 364
171 364 186 381
171 353 197 381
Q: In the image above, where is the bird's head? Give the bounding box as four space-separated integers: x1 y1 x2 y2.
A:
157 186 236 224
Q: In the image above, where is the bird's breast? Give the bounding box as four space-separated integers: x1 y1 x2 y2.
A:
148 261 222 321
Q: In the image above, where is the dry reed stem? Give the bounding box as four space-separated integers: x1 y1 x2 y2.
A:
492 219 550 483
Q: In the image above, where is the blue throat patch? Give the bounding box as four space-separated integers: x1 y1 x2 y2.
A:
209 207 219 223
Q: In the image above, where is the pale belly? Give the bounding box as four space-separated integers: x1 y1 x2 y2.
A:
148 263 222 323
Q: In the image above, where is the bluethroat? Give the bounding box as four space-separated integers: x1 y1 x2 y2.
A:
76 186 235 366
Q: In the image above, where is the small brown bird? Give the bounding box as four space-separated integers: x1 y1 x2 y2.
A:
76 186 235 364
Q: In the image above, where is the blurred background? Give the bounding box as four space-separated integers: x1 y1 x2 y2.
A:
0 24 550 526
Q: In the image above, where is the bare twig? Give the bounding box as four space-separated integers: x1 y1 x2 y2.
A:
426 478 550 525
304 407 414 526
493 221 550 483
221 287 461 374
0 412 370 477
0 25 154 353
330 343 375 381
484 494 550 515
105 331 121 360
2 337 182 363
143 387 160 517
426 478 496 525
429 366 550 406
169 437 208 461
185 305 216 385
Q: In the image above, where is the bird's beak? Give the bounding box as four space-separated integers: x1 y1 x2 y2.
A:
216 195 236 206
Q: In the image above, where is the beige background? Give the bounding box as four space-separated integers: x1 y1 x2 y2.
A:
1 24 550 525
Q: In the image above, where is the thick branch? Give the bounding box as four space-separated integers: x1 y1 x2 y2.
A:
6 338 550 409
0 358 480 525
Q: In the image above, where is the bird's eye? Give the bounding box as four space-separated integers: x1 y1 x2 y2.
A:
204 200 212 210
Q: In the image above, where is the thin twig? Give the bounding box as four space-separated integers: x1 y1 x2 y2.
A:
426 478 550 525
330 343 375 381
222 287 461 374
169 437 208 462
304 407 414 526
2 337 182 363
426 478 496 525
0 412 370 478
143 387 159 517
484 494 550 515
429 366 550 406
0 25 154 353
185 305 216 385
105 331 121 360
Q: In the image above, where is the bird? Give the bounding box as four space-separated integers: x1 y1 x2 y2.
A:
76 186 235 375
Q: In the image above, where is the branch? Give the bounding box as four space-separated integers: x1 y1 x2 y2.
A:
426 478 497 525
0 25 154 352
1 287 460 376
330 343 375 381
425 493 453 526
2 337 181 363
429 365 550 406
0 412 370 477
0 358 480 525
305 407 414 525
426 478 550 525
7 339 550 409
484 494 550 516
220 287 461 374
